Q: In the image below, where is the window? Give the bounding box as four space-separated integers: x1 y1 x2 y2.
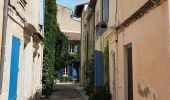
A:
102 0 109 22
63 67 68 76
69 44 74 53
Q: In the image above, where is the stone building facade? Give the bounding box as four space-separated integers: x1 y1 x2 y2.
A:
75 0 170 100
116 0 170 99
0 0 44 100
74 2 96 86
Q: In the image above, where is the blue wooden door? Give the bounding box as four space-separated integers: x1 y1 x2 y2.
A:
94 50 104 86
8 36 21 100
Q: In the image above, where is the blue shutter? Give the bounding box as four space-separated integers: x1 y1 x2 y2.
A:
69 65 73 76
94 50 104 86
8 36 21 100
40 0 44 25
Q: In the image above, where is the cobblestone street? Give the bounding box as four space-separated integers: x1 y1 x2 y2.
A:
48 83 88 100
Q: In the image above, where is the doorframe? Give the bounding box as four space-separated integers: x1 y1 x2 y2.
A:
124 43 133 100
111 51 116 100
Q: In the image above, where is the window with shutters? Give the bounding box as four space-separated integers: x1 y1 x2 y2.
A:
102 0 109 22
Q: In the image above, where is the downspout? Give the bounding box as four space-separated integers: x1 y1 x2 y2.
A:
0 0 9 92
115 0 118 99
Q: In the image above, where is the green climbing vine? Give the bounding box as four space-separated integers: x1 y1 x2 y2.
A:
104 43 110 91
42 0 70 95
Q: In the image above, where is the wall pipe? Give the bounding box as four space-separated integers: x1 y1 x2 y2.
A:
0 0 9 93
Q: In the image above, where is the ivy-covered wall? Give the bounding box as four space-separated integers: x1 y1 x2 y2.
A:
42 0 69 95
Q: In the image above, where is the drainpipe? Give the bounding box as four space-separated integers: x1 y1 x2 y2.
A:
0 0 9 92
115 0 118 99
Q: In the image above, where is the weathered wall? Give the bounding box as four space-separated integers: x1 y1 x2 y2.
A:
117 1 170 100
0 0 43 99
79 4 88 85
57 5 80 33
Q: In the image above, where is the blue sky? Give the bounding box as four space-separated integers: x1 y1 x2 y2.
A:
57 0 86 11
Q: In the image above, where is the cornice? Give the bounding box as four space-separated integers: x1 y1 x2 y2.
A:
116 0 166 33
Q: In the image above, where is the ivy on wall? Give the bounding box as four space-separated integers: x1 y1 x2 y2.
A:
42 0 70 95
104 43 110 91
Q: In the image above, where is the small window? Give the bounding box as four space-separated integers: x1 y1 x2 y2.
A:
63 67 68 76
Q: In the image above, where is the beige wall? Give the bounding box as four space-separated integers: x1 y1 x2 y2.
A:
117 0 148 23
10 0 41 32
57 5 80 33
80 5 87 85
0 0 43 99
117 1 170 100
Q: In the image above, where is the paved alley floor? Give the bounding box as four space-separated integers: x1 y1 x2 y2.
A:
48 83 88 100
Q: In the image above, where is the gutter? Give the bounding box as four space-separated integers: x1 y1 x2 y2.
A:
0 0 9 93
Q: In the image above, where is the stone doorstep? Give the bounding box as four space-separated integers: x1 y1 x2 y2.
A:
56 82 74 85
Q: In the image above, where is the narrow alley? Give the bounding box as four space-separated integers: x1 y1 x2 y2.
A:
47 83 87 100
1 0 170 99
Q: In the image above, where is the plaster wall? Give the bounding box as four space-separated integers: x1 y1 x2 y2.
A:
0 15 24 99
0 0 43 99
80 5 89 85
10 0 41 32
117 2 170 100
57 5 80 33
108 0 116 27
117 0 148 23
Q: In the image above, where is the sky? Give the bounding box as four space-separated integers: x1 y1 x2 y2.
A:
57 0 87 11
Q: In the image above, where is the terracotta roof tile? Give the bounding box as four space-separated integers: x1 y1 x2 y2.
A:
64 32 80 41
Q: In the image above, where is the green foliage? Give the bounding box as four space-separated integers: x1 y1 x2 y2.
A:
85 55 95 97
43 0 69 95
69 54 80 65
104 43 110 91
60 76 73 83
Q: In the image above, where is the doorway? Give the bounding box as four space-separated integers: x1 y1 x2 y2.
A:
125 44 133 100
